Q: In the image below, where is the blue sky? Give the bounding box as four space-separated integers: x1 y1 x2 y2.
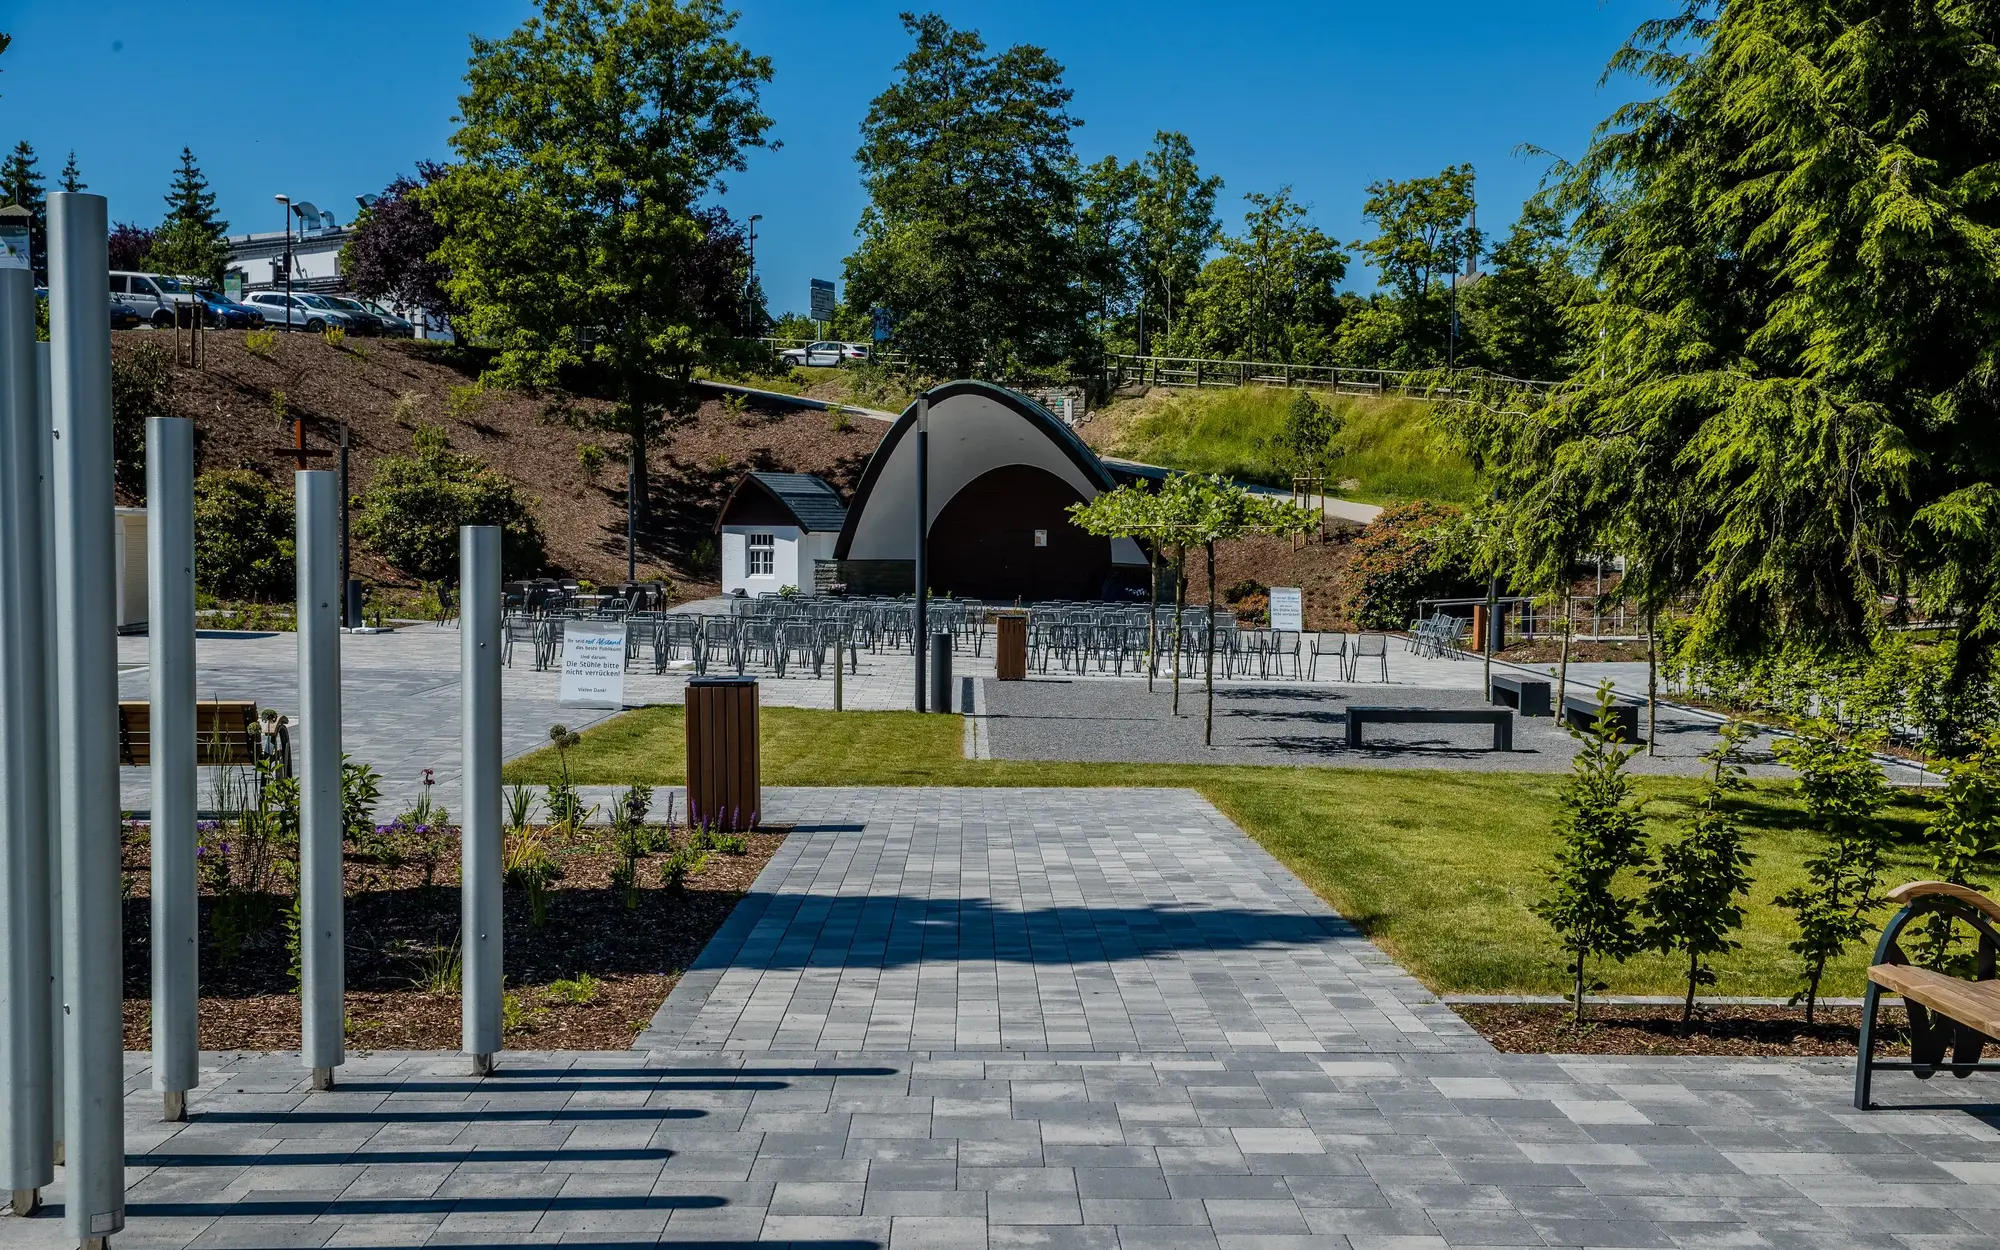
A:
1 1 1657 315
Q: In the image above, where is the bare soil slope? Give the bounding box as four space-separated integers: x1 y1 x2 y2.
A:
126 331 884 593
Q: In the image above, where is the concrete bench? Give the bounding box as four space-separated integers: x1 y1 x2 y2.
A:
1561 693 1639 742
1490 674 1551 717
1346 706 1513 752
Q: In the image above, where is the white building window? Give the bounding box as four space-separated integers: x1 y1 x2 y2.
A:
747 532 775 576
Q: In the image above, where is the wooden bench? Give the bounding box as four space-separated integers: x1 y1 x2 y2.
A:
117 700 264 768
1856 881 2000 1108
1346 706 1513 752
1490 674 1551 717
1562 692 1639 742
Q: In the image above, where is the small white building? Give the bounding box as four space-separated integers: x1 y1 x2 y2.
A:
114 507 147 633
717 472 848 596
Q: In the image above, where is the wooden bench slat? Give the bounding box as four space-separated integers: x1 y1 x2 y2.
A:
119 700 262 769
1886 881 2000 927
1868 963 2000 1039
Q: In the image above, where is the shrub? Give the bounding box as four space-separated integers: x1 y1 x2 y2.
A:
392 389 426 425
244 328 276 358
577 443 606 478
111 339 174 493
1223 578 1266 605
354 423 544 581
1639 722 1756 1032
828 403 853 433
194 469 294 600
1333 500 1477 629
446 381 485 422
322 325 346 350
1772 718 1890 1022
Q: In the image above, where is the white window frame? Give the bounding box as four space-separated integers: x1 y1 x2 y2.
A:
747 532 776 577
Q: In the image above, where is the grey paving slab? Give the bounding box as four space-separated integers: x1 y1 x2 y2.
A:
36 786 2000 1250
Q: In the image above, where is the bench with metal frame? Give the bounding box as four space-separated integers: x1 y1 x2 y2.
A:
1856 881 2000 1109
117 699 265 768
1345 706 1513 751
1490 674 1552 717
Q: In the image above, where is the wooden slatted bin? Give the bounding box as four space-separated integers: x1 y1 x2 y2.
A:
995 613 1029 681
685 676 761 831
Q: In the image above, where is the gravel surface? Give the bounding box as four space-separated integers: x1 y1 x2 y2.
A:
981 676 1799 775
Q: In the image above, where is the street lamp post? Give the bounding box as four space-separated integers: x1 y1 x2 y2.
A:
274 194 293 331
745 214 762 332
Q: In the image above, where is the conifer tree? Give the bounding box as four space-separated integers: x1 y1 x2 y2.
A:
0 139 45 283
1535 684 1649 1020
149 146 229 283
57 150 83 193
1640 720 1756 1033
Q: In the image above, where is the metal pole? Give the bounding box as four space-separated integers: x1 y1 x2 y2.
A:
339 425 352 627
460 526 502 1074
148 417 197 1123
295 470 343 1090
0 208 54 1217
34 339 62 1175
912 395 929 712
49 190 125 1250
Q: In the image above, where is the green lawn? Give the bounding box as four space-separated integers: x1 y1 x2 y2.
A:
506 706 1938 999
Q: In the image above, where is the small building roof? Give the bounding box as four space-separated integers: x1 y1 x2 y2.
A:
718 472 848 534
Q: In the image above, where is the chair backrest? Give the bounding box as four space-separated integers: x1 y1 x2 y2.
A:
1356 633 1387 657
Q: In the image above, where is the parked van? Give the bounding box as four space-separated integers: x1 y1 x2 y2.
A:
109 272 198 328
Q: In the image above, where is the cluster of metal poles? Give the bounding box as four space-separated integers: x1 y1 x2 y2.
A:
0 193 508 1249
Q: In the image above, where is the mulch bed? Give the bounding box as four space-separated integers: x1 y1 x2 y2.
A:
120 825 786 1051
1459 1002 1913 1057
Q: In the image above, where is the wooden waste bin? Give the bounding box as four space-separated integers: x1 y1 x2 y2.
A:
995 613 1029 681
685 676 760 830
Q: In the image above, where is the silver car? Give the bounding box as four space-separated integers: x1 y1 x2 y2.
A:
779 340 848 368
242 291 353 333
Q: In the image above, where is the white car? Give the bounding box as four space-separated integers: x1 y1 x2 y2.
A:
779 340 849 368
242 291 357 333
109 271 199 328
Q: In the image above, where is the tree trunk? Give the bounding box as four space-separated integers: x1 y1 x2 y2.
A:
1682 951 1698 1035
1647 606 1659 757
1204 542 1217 747
1555 583 1573 718
1171 547 1185 715
1572 954 1586 1024
1146 547 1160 693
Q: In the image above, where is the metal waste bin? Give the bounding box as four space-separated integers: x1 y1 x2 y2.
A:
995 613 1028 681
685 675 760 830
929 632 952 712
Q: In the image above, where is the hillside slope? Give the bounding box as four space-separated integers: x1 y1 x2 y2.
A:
124 331 884 594
1077 385 1484 506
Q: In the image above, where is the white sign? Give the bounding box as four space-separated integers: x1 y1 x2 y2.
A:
559 620 628 708
1269 587 1303 632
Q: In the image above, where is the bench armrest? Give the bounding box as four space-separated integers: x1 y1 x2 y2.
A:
1887 881 2000 926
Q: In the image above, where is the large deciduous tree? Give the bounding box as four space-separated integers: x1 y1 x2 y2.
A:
1355 163 1479 361
1175 189 1346 363
343 163 458 333
1459 198 1589 380
429 0 772 518
844 12 1087 377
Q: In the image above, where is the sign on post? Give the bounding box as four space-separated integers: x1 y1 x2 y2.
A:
1269 587 1303 632
810 278 836 322
223 273 242 299
558 620 628 708
872 306 892 343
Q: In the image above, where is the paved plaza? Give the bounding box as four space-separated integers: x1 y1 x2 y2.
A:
21 787 2000 1248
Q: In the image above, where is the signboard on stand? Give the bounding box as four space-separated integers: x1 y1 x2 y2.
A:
1269 587 1303 633
558 620 628 708
810 278 836 322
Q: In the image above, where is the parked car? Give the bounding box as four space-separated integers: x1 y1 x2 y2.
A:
192 289 265 329
241 290 356 333
840 343 871 363
298 293 379 335
109 271 199 327
315 295 388 336
778 340 849 368
357 300 415 337
109 299 143 331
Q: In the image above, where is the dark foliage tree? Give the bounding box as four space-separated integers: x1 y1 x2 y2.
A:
430 0 772 519
107 223 156 271
1 140 45 283
342 163 458 331
1133 131 1221 350
845 12 1088 377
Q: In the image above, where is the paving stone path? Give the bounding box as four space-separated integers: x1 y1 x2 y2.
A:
36 788 2000 1248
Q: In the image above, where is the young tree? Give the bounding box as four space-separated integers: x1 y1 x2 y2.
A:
148 147 229 283
343 163 458 333
1772 718 1890 1023
1068 482 1168 692
844 13 1087 376
1133 130 1221 348
57 150 83 193
1534 684 1650 1020
1 140 45 283
1917 729 2000 970
430 0 773 523
1640 720 1756 1032
1277 390 1341 484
